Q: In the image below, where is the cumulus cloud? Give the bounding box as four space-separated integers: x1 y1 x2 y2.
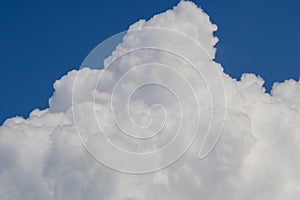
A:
1 1 300 199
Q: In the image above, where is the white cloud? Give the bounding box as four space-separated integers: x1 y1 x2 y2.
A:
1 1 300 199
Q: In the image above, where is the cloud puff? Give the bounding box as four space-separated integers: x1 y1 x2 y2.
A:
1 1 300 199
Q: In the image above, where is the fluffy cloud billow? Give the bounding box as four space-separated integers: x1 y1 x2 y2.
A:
1 1 300 199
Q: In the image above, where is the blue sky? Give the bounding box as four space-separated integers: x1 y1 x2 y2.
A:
1 0 300 124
